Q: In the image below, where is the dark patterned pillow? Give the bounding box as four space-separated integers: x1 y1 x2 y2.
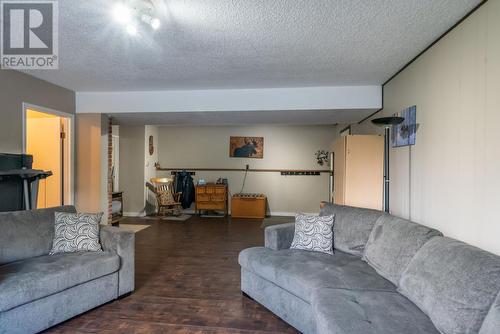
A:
290 213 335 255
49 212 103 255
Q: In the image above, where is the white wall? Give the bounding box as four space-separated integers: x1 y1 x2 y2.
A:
354 0 500 255
157 125 337 215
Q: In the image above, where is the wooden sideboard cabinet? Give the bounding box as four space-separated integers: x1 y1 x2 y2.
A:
195 184 228 216
231 194 267 219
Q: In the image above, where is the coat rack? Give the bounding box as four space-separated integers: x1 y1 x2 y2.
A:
156 164 330 176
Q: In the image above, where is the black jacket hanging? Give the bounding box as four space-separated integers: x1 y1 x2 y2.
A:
175 171 195 209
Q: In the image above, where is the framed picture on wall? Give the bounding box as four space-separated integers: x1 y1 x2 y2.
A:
229 136 264 158
392 105 417 147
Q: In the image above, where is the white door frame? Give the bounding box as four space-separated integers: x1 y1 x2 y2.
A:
22 102 75 205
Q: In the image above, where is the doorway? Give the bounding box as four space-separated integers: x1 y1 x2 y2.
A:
23 104 74 208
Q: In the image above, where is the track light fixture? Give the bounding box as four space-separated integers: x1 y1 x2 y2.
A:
112 1 161 35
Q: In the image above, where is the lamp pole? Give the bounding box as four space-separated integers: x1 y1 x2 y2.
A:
371 117 404 213
383 126 390 212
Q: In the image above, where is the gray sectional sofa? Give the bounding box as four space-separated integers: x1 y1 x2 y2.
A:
239 203 500 334
0 206 135 334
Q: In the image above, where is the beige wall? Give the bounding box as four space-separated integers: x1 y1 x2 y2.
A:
75 114 109 223
100 115 110 224
354 0 500 255
157 125 337 214
75 114 102 213
0 70 75 154
119 125 146 214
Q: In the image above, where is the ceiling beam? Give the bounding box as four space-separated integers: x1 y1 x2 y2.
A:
76 86 381 114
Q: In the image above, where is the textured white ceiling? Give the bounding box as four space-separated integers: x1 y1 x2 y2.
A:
110 109 372 126
24 0 480 92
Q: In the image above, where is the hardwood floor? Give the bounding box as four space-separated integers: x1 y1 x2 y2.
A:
45 216 299 334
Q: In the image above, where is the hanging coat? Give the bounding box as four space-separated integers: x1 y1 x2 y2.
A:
175 171 195 209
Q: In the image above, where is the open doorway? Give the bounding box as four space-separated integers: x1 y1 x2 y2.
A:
23 104 74 208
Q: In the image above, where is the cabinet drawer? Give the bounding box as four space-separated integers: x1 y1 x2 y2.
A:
197 194 211 201
211 195 226 201
197 202 225 210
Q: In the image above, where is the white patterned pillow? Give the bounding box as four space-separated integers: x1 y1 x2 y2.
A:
290 213 335 255
50 212 103 255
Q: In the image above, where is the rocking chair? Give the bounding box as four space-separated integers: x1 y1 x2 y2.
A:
146 178 183 217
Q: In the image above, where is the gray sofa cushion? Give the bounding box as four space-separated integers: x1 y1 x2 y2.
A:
241 268 317 334
363 215 442 285
0 206 77 265
399 237 500 334
100 225 136 296
0 251 119 312
320 203 384 256
480 291 500 334
265 223 295 250
239 247 395 302
311 288 439 334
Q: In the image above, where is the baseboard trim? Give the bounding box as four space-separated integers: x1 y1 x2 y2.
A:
123 211 146 217
125 210 314 218
183 209 305 217
268 212 316 217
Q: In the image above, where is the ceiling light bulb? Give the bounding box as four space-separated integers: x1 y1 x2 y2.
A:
113 3 131 24
126 24 137 35
151 18 160 30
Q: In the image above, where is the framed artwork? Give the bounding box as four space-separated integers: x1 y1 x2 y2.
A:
392 105 417 147
148 135 154 155
229 136 264 158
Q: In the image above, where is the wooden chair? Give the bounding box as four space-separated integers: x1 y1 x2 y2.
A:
146 178 182 217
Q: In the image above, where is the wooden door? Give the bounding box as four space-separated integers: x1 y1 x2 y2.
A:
344 135 384 210
26 109 63 208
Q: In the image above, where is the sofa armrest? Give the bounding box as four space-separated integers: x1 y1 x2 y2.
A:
100 225 135 296
265 223 295 250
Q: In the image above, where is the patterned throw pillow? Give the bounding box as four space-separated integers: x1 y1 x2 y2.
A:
290 213 335 255
50 212 103 255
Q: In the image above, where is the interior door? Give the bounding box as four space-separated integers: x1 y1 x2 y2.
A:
26 109 63 208
344 135 384 210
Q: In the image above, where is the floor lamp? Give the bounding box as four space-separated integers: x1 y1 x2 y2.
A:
371 116 404 213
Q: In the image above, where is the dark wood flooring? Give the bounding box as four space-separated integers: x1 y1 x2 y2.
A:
45 216 299 334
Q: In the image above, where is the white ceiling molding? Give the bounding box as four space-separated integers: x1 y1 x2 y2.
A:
76 86 381 114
